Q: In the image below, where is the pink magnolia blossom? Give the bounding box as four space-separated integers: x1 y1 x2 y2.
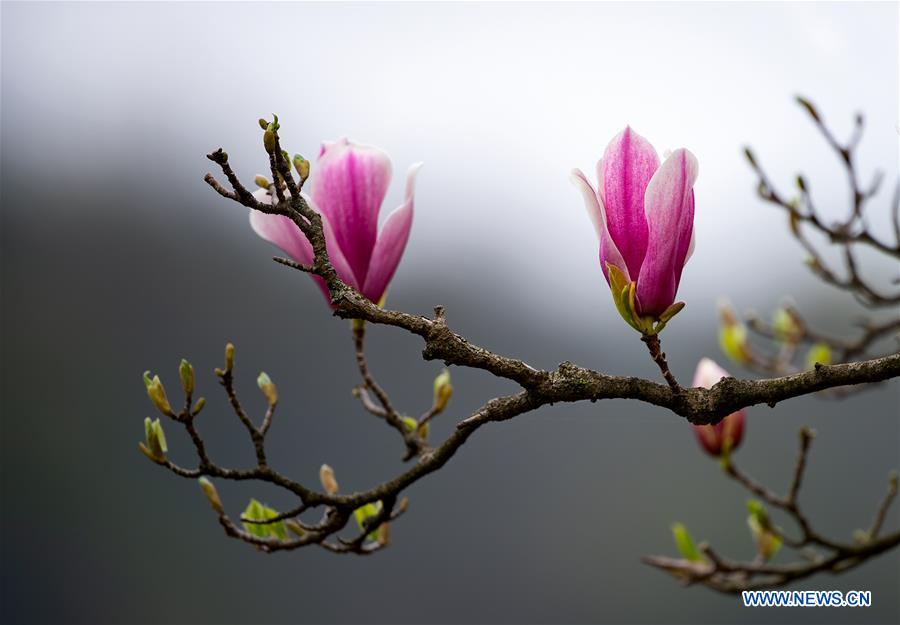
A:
572 127 698 320
690 358 746 457
250 138 421 306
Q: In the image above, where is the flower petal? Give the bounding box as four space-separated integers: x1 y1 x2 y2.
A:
570 168 630 283
598 127 659 279
310 138 392 286
362 164 421 304
635 148 698 317
692 357 730 388
248 189 359 303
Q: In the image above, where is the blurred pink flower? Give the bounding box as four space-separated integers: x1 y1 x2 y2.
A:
691 357 746 457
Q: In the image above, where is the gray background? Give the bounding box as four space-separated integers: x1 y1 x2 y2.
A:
1 2 898 623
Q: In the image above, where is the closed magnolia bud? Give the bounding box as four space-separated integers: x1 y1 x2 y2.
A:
293 154 310 183
179 359 194 396
805 342 832 369
198 477 224 515
285 519 306 537
717 300 751 365
691 358 746 458
143 371 174 417
224 343 235 372
192 397 206 414
396 497 409 515
258 118 269 130
377 521 390 546
432 368 453 414
254 175 271 189
400 416 429 440
772 307 801 343
319 464 339 495
256 372 278 406
144 416 168 458
263 129 277 153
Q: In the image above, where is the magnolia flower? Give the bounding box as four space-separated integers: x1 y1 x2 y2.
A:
572 127 698 331
691 358 746 457
250 138 421 306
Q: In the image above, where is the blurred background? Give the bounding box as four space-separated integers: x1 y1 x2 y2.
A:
1 2 898 623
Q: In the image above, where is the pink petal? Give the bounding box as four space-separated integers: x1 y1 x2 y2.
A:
691 423 723 456
635 148 698 317
692 357 730 388
248 189 359 303
570 169 630 283
362 164 421 304
598 127 659 280
310 138 392 287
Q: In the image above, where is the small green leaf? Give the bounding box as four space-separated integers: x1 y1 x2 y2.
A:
747 502 782 561
671 522 703 562
241 499 287 540
353 501 383 542
152 419 167 454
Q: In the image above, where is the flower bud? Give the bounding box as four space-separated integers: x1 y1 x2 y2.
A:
263 129 277 153
805 342 832 369
691 358 746 458
256 372 278 406
143 416 168 458
138 441 161 463
671 522 704 562
319 464 339 495
400 416 428 440
143 371 174 417
377 521 390 546
192 397 206 414
198 477 224 514
772 307 801 343
396 497 409 515
224 343 235 372
179 359 194 396
747 499 782 561
258 118 269 130
432 368 453 414
717 300 751 365
293 154 310 183
285 519 306 537
254 175 271 189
